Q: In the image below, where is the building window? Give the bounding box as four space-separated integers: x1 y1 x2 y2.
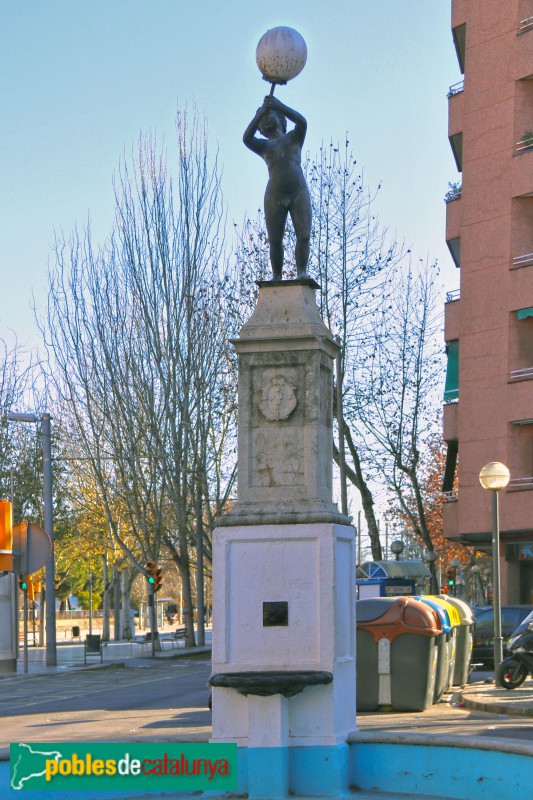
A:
443 439 458 497
510 311 533 380
511 196 533 269
444 340 459 402
509 422 533 490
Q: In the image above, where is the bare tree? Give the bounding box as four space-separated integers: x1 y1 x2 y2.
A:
0 337 31 501
346 258 444 587
42 108 237 647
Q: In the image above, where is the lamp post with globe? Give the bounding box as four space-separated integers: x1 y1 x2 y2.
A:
479 461 510 671
390 539 405 561
255 26 307 95
423 547 438 594
470 564 481 606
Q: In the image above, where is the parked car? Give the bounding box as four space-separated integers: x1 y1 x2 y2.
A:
472 605 533 666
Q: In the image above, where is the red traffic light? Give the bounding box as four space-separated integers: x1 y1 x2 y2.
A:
153 567 163 592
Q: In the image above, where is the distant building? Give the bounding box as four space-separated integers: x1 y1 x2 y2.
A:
443 0 533 603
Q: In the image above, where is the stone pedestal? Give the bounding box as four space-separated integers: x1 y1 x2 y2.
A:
220 279 350 528
211 280 356 797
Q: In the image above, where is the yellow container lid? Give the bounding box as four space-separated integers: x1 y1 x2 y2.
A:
425 595 461 627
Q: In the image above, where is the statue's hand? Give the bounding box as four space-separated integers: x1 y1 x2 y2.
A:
263 95 282 109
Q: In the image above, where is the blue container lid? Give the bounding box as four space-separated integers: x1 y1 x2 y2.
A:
414 595 451 633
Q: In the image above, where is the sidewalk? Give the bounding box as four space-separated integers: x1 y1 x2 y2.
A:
2 628 212 678
4 641 533 720
461 677 533 717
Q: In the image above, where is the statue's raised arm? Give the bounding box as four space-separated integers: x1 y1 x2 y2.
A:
243 95 311 280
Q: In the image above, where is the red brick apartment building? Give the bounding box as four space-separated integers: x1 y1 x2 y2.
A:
443 0 533 602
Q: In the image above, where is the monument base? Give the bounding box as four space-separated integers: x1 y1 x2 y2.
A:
210 520 357 792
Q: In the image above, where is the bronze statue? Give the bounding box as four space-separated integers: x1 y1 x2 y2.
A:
243 95 312 280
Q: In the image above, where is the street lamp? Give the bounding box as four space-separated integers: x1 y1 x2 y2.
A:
479 461 510 672
470 564 481 605
423 548 438 593
390 539 405 561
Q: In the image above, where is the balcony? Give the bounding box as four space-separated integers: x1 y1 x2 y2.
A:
447 80 464 98
508 476 533 491
508 373 533 420
448 85 464 173
516 132 533 154
512 145 533 197
443 498 459 540
444 292 460 341
443 402 458 442
510 366 533 381
512 252 533 269
519 17 533 33
444 182 462 203
445 186 462 248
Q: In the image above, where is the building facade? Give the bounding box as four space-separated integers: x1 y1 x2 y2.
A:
443 0 533 603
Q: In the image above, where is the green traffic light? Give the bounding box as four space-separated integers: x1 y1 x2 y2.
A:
147 576 155 584
20 581 27 590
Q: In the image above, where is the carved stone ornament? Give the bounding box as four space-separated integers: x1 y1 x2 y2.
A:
258 375 297 421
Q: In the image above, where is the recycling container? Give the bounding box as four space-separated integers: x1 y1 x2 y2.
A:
442 595 475 685
425 595 460 691
356 596 441 712
415 596 453 701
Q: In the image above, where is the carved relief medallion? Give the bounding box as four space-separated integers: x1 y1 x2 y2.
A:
258 375 297 421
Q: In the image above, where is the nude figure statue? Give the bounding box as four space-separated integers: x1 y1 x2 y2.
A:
243 95 312 280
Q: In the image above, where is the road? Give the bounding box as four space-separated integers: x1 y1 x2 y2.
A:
2 656 533 747
0 655 212 747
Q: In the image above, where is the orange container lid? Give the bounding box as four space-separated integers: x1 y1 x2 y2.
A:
357 596 442 644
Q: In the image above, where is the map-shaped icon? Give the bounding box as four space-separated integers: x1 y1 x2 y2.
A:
10 743 63 790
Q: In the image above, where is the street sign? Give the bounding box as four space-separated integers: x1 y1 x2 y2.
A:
12 523 52 574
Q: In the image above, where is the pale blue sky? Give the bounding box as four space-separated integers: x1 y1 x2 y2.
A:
1 1 460 353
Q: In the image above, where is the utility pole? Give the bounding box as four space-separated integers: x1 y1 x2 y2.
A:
6 412 57 667
41 414 57 666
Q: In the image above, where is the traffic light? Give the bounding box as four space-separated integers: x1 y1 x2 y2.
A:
0 499 13 571
19 574 38 601
154 567 163 593
145 561 157 589
446 566 456 594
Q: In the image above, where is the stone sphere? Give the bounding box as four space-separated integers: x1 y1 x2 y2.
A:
256 26 307 84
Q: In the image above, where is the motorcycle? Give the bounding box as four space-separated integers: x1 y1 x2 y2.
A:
496 609 533 689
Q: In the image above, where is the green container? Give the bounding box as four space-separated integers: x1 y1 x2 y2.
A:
356 597 441 712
